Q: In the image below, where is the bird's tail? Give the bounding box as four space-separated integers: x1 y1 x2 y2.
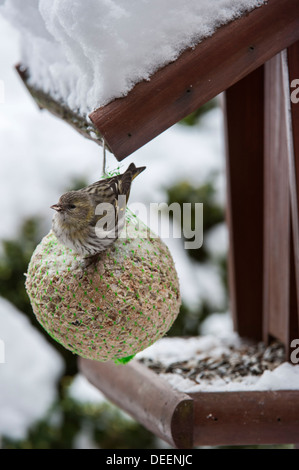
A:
121 163 146 197
125 162 146 180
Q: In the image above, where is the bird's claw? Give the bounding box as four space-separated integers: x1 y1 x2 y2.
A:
81 253 101 270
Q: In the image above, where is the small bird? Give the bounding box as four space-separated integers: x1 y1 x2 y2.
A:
51 163 146 259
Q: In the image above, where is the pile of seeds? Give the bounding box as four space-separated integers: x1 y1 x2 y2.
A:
138 340 286 384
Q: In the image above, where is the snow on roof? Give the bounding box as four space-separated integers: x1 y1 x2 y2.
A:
0 0 265 116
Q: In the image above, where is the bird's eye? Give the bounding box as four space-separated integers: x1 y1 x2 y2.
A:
69 204 76 209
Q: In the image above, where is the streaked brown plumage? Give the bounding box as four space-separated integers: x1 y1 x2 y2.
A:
51 163 146 257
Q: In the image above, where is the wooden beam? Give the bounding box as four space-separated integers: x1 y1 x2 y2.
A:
224 66 264 341
90 0 299 160
191 390 299 446
263 51 291 346
78 357 193 449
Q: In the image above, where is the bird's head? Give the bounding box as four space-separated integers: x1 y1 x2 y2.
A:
51 191 94 229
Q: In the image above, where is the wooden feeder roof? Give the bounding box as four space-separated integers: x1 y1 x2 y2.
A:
89 0 299 160
17 0 299 160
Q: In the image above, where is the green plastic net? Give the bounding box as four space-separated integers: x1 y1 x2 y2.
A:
25 211 181 362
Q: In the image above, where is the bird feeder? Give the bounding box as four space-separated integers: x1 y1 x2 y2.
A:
25 215 180 363
18 0 299 448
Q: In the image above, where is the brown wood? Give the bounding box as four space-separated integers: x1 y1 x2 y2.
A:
79 357 299 448
224 66 264 341
263 49 299 349
90 0 299 160
78 357 193 449
287 41 299 336
263 51 291 346
289 225 299 350
288 42 299 178
191 390 299 446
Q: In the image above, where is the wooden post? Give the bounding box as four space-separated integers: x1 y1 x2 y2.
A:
287 41 299 337
263 51 291 346
225 46 299 349
263 48 299 350
224 66 264 341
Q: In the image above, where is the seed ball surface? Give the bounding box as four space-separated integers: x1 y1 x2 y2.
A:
25 214 181 362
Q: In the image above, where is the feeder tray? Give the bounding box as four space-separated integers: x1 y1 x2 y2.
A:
79 343 299 449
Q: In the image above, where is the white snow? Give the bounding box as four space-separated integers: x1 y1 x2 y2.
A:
136 331 242 367
0 0 265 116
204 223 229 259
160 362 299 393
136 333 299 393
200 311 233 336
67 373 107 404
0 297 64 440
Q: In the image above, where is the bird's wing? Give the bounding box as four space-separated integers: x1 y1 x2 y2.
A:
81 176 123 230
82 176 121 205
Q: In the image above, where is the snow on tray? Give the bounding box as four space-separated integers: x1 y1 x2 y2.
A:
0 0 265 116
136 333 299 393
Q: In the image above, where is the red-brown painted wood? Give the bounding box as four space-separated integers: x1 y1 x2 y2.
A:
263 51 291 346
90 0 299 160
79 357 299 448
78 357 193 449
191 390 299 446
263 49 299 349
287 41 299 337
224 66 264 341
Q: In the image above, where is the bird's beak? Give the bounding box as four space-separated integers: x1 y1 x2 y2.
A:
50 204 62 212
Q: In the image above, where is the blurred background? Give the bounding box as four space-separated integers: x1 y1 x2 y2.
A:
0 15 231 448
